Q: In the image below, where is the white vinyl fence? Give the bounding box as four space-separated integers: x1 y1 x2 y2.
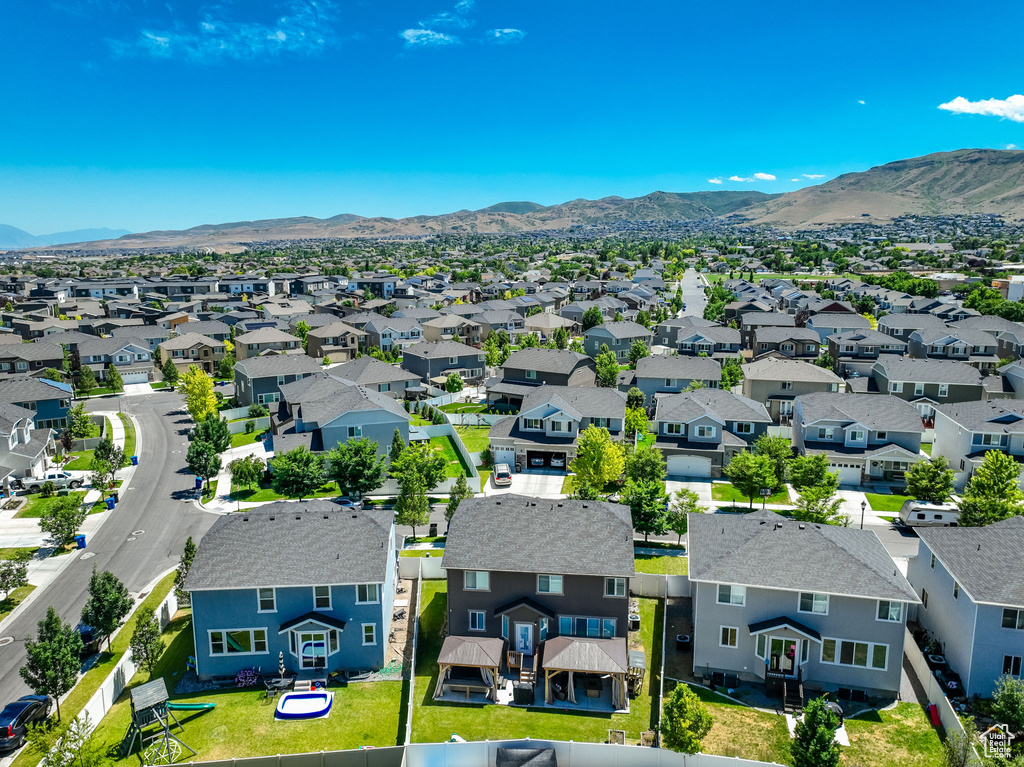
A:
630 573 690 598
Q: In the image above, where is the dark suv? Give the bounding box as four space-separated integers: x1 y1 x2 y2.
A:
0 695 52 751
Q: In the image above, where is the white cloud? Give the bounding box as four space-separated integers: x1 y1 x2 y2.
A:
485 28 526 44
790 178 799 182
753 172 776 181
728 173 776 183
802 173 826 179
707 177 723 184
858 100 865 105
938 94 1024 122
401 28 460 47
112 0 337 62
1007 144 1019 150
728 175 749 182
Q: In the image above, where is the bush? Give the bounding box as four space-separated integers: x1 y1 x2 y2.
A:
245 420 255 434
247 403 269 418
40 481 56 498
480 448 493 468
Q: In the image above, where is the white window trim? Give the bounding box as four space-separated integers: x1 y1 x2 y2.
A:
604 577 626 598
257 588 276 613
501 615 509 639
356 583 380 604
820 637 889 672
314 585 332 610
209 628 269 656
717 584 746 607
464 571 490 591
468 610 486 632
876 600 903 623
361 623 377 646
719 626 739 648
537 574 564 595
890 381 903 393
798 592 829 616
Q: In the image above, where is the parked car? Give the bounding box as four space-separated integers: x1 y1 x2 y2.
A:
897 500 960 527
26 471 82 493
0 695 53 751
529 457 545 467
336 498 363 510
493 464 513 486
550 456 566 468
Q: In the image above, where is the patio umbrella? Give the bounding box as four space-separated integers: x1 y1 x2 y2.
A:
278 651 285 679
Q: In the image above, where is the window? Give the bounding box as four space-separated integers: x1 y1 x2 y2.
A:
799 593 829 615
257 588 276 612
938 384 948 398
210 629 268 655
314 586 331 609
734 422 753 435
379 383 390 392
538 575 563 594
469 611 486 631
540 617 549 640
807 345 816 353
362 624 377 645
756 634 767 658
914 383 924 396
665 423 682 435
801 639 810 663
329 630 339 653
525 370 536 379
720 626 738 648
601 619 615 638
347 426 362 438
550 421 564 432
817 427 834 440
1004 656 1022 676
356 583 380 603
821 638 888 670
921 588 929 608
781 344 794 352
877 601 902 622
464 571 489 591
953 581 959 599
781 381 793 391
448 356 458 364
890 382 903 393
605 578 626 598
929 553 935 569
592 417 609 429
277 375 286 386
717 584 746 606
524 418 542 430
501 615 509 639
877 431 887 440
848 430 865 442
696 425 716 438
1002 609 1024 630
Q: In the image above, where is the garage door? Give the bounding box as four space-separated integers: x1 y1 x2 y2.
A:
666 454 712 479
120 371 149 385
492 446 516 467
831 463 862 485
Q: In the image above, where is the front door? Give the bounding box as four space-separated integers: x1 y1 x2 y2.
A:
769 637 797 676
515 623 534 655
299 631 327 670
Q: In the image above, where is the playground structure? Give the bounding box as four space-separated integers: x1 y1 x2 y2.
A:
121 679 214 765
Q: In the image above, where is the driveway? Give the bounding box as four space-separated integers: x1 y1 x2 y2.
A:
484 471 565 498
666 479 713 506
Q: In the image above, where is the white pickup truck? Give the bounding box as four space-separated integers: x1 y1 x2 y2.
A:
23 470 83 493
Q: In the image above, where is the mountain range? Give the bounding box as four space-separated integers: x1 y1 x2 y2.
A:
0 225 132 250
5 149 1023 253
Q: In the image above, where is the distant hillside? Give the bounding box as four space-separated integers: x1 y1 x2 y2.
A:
0 225 132 249
736 149 1024 226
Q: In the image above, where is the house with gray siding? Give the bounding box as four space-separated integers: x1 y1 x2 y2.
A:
0 402 54 481
741 357 842 423
186 500 396 680
362 317 424 352
583 322 653 361
618 355 721 407
752 327 820 360
235 328 303 360
401 341 486 386
688 510 918 700
907 328 1000 373
805 313 871 344
234 355 323 406
486 349 595 410
330 356 421 398
739 312 794 349
870 358 1008 419
827 329 906 378
906 519 1024 697
877 314 948 343
932 399 1024 489
655 317 718 348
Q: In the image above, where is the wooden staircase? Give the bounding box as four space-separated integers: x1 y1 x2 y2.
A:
782 671 804 714
520 655 536 684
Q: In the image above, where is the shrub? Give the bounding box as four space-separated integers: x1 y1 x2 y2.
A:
480 448 493 468
247 403 269 418
40 481 56 498
245 420 255 434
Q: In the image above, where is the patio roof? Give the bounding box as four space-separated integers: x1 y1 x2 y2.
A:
541 636 627 674
277 611 347 634
437 635 505 668
747 616 821 642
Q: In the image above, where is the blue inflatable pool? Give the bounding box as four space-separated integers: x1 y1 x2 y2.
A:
275 691 333 720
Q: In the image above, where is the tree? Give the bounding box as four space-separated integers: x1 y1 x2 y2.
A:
635 309 652 329
661 683 713 753
25 712 103 767
815 351 836 370
228 454 262 490
792 485 849 525
595 350 619 388
394 470 430 539
217 354 235 379
59 428 74 455
569 426 625 491
0 550 30 599
445 474 472 526
625 442 665 485
791 697 840 767
161 358 179 385
295 320 311 347
667 489 703 544
444 372 464 393
191 417 231 454
788 454 838 492
623 478 668 541
993 675 1024 735
624 407 650 438
186 439 222 493
174 536 197 607
390 428 406 463
959 450 1024 526
720 358 744 390
80 567 133 651
181 364 217 422
270 447 326 500
941 721 975 767
105 364 124 394
129 606 164 675
723 452 777 509
38 495 88 548
551 326 569 350
327 437 388 499
753 433 791 491
626 387 646 410
904 456 955 504
75 365 97 395
581 307 604 332
67 403 93 438
40 367 62 382
20 606 83 721
627 339 650 368
391 440 448 494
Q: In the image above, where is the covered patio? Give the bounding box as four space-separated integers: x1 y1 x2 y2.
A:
540 636 629 712
433 636 505 703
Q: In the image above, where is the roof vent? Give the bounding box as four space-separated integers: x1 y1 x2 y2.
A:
242 517 249 522
353 514 358 519
798 524 805 530
774 522 783 530
269 516 275 521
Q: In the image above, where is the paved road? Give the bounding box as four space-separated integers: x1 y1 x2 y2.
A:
0 391 216 704
678 268 708 319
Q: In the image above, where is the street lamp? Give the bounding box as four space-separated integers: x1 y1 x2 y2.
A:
860 500 867 530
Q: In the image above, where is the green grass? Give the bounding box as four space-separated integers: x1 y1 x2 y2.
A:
409 414 432 426
0 546 38 560
117 412 136 458
412 580 662 745
865 493 912 512
633 540 686 551
14 491 87 519
230 430 264 448
440 402 486 414
680 683 792 763
844 702 945 767
399 550 444 558
0 585 35 623
64 450 97 470
454 425 490 453
429 435 472 478
228 479 341 503
81 612 404 764
560 474 622 496
634 554 688 575
12 573 177 767
711 483 790 505
920 442 933 456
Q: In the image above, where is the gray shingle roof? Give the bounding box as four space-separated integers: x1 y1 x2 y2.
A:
160 332 225 351
796 392 924 433
807 313 871 329
402 340 481 359
442 494 634 577
828 328 901 346
633 355 722 381
917 518 1024 606
877 314 948 331
234 354 322 378
502 349 591 376
742 357 843 384
688 511 919 602
280 373 410 427
585 321 652 340
185 501 393 591
740 312 794 328
934 399 1024 433
754 327 820 343
235 327 301 344
654 388 771 424
874 358 984 386
330 356 420 384
175 320 230 337
518 385 626 420
910 328 997 347
0 403 34 431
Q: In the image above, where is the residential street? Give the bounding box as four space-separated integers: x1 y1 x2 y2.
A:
678 268 708 318
0 391 216 705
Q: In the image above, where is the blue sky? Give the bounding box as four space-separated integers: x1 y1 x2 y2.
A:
1 0 1022 234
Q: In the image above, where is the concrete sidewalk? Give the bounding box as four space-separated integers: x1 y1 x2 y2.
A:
198 439 270 514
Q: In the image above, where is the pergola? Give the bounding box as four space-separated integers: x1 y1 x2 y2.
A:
541 636 628 710
433 635 505 702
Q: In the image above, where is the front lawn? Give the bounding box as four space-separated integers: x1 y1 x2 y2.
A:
865 493 912 513
64 450 96 470
634 554 688 575
230 430 264 448
454 425 490 453
0 546 38 560
711 482 790 505
843 702 945 767
680 683 792 763
412 580 663 745
228 479 341 503
82 613 404 765
14 491 87 519
0 585 35 623
429 435 472 478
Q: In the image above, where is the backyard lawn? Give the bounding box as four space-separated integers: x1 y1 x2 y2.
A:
634 554 688 575
711 482 790 505
454 425 490 453
412 580 663 745
0 546 38 560
230 430 264 448
679 683 792 763
865 493 912 513
440 402 486 414
843 703 945 767
429 435 472 478
921 443 933 456
14 491 87 519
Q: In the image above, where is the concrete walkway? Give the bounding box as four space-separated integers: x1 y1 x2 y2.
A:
198 439 271 515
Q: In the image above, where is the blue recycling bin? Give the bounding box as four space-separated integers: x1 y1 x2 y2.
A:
131 455 138 466
105 497 116 511
74 534 86 549
194 476 203 490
